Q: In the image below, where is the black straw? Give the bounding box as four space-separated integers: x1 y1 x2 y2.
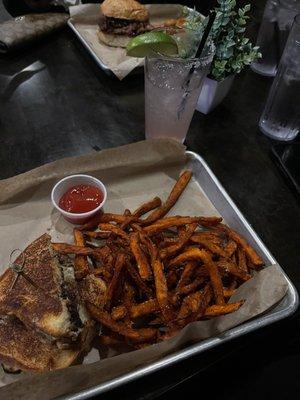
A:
177 10 217 119
195 11 217 59
184 11 216 82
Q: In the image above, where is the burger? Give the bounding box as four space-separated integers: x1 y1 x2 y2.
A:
98 0 151 48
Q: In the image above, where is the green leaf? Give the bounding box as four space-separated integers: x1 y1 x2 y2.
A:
184 0 260 80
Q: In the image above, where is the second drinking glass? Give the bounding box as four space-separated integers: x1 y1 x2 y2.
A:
251 0 300 77
259 14 300 141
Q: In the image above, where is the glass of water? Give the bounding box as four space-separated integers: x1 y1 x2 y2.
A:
259 14 300 141
144 48 213 142
251 0 300 77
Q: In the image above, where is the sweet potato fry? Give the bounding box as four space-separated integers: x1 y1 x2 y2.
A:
77 212 103 231
190 236 229 258
237 247 248 273
204 300 244 317
130 299 158 319
52 243 94 256
73 229 85 247
111 305 127 321
139 233 158 258
111 283 136 321
194 284 213 319
125 260 153 298
112 299 162 321
176 261 197 290
87 303 157 343
142 171 193 225
104 253 126 310
160 223 198 259
198 217 223 227
81 213 137 230
152 257 173 325
100 213 140 224
142 235 173 324
73 229 90 280
177 284 213 325
130 232 152 280
223 288 236 298
144 216 199 235
83 231 111 239
217 259 251 281
192 231 224 240
98 223 129 241
134 196 162 217
144 216 222 235
177 290 202 321
220 226 264 267
175 275 207 298
169 248 224 304
131 297 174 320
224 240 237 257
121 197 162 229
168 247 203 267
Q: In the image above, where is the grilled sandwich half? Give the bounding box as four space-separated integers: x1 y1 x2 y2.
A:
0 234 96 372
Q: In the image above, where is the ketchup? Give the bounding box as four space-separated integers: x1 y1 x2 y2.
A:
59 185 103 214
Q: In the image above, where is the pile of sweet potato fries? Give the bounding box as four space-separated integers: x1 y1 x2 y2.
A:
52 171 264 348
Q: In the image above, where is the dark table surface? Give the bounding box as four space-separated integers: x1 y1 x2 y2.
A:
0 1 300 399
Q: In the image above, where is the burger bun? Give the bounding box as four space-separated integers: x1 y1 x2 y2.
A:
101 0 149 22
97 30 131 48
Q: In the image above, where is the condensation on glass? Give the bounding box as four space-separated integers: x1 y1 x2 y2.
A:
144 50 213 143
259 14 300 141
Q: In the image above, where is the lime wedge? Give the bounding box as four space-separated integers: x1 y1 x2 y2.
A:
126 32 178 58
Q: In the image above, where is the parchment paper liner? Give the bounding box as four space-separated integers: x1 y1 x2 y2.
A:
0 139 288 399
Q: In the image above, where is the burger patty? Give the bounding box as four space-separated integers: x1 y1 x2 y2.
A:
100 17 152 36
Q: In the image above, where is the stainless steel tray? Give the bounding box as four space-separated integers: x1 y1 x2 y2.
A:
62 150 298 400
67 19 143 78
67 19 112 76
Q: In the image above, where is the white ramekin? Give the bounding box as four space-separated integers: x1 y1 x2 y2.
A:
51 174 107 225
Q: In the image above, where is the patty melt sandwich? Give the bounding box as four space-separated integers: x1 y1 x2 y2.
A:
0 234 98 372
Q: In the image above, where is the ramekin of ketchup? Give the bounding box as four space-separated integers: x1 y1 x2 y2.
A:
51 175 107 224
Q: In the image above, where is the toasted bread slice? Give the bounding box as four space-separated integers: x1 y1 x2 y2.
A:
0 316 80 372
0 234 88 342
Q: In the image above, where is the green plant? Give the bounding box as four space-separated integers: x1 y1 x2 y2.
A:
184 1 261 81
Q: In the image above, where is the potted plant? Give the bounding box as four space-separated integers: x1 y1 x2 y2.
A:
185 0 261 114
